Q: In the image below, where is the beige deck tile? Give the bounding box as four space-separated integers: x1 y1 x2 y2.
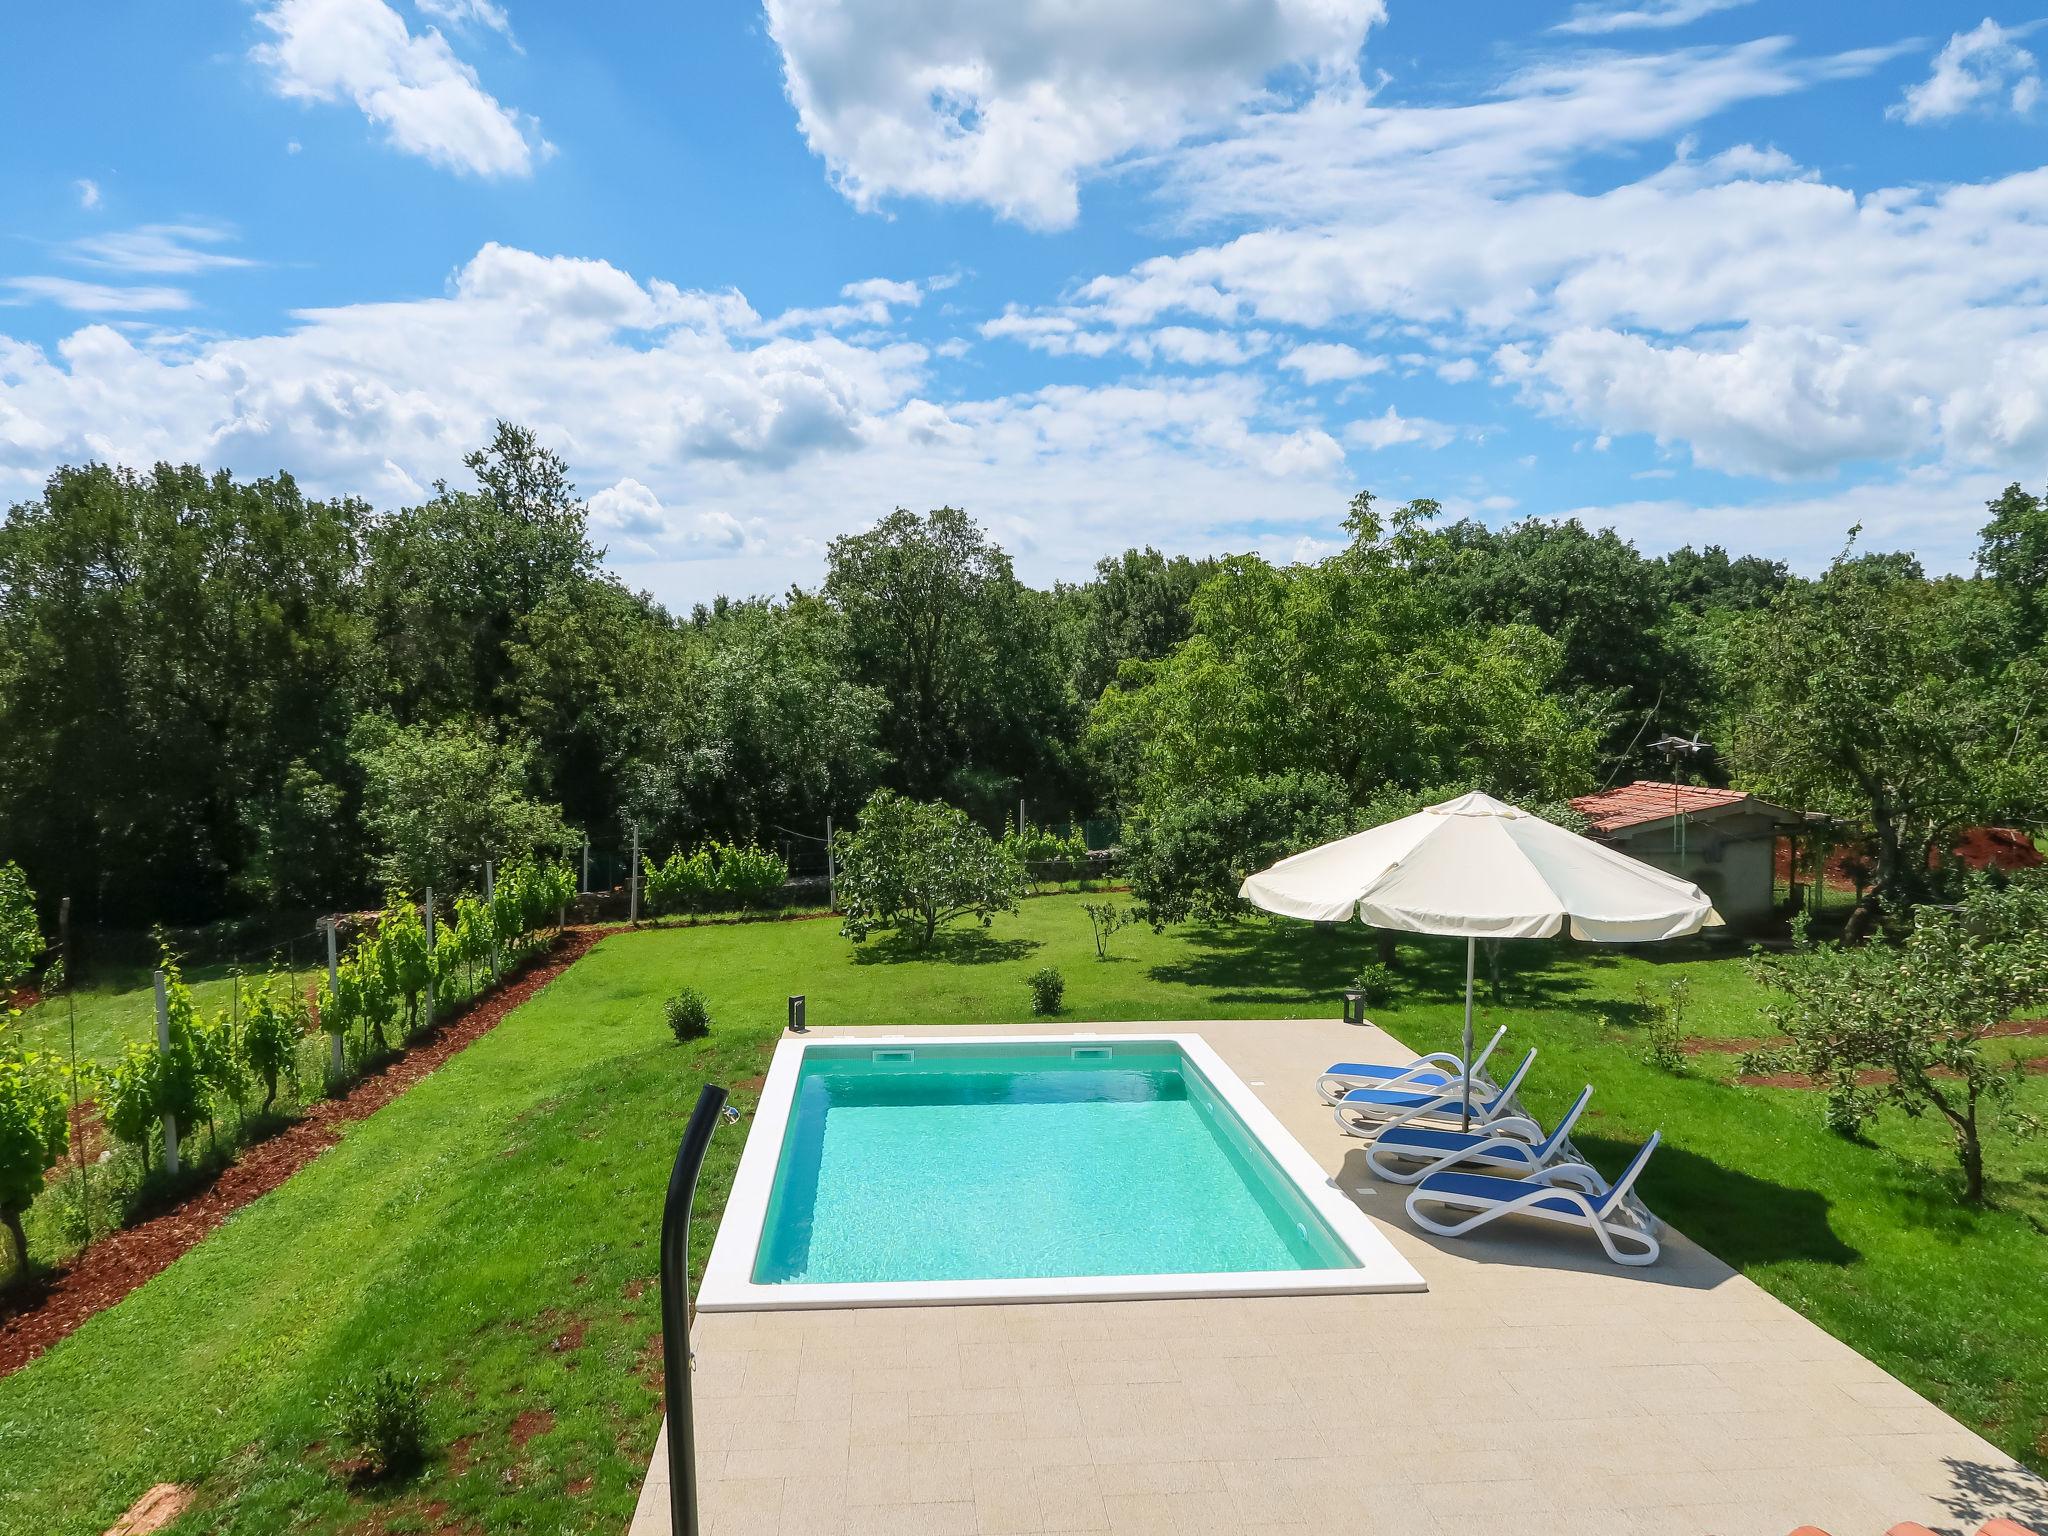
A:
634 1016 2048 1536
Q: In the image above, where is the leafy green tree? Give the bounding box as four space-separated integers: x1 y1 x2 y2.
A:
0 1042 67 1278
834 790 1025 949
1747 876 2048 1203
627 594 884 849
1976 481 2048 648
825 508 1080 813
1067 547 1221 701
0 462 364 921
1716 540 2046 932
1090 499 1602 813
353 716 573 895
1657 544 1791 613
1122 770 1353 926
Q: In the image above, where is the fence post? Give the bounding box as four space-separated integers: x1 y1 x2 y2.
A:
1018 796 1026 836
582 836 590 896
630 822 641 924
153 970 180 1177
423 889 436 1033
484 861 498 976
323 918 343 1076
825 815 835 912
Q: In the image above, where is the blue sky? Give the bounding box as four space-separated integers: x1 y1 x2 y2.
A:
3 1 2045 606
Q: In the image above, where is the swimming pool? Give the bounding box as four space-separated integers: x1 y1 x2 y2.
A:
698 1034 1424 1308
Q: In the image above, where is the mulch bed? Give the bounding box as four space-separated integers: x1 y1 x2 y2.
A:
0 927 603 1379
1683 1020 2048 1059
1737 1056 2048 1090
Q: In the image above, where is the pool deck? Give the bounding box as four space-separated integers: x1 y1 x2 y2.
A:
630 1017 2048 1536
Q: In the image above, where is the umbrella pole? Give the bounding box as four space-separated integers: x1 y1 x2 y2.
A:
1461 936 1476 1132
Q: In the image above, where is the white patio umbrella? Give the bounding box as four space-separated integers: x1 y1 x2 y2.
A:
1239 791 1722 1128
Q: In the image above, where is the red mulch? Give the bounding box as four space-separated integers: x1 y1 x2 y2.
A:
1737 1056 2048 1090
0 928 602 1380
1686 1020 2048 1059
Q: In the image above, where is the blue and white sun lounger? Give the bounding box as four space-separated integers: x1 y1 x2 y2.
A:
1365 1084 1595 1185
1406 1132 1663 1266
1315 1025 1507 1105
1331 1047 1537 1139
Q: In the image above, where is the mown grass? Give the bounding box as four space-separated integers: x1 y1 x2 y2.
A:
1 894 2042 1536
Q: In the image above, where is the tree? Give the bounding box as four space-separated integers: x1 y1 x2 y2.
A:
1066 547 1221 701
1976 481 2048 648
1089 499 1603 815
825 508 1080 814
1716 540 2046 933
1122 770 1353 927
626 593 885 849
1747 875 2048 1203
833 790 1025 949
352 717 573 895
0 462 364 922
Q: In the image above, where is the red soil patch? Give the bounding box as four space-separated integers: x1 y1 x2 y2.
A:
0 929 602 1380
508 1408 554 1449
101 1483 193 1536
733 1074 767 1092
1688 1020 2048 1059
566 1476 593 1496
1737 1056 2048 1090
8 984 43 1012
549 1319 586 1354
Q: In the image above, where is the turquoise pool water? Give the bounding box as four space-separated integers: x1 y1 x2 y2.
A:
753 1041 1357 1285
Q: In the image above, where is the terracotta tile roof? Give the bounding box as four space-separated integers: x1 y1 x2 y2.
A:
1571 780 1751 835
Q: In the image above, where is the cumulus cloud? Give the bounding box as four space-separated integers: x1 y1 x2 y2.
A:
1890 19 2042 124
413 0 518 46
763 0 1385 228
1552 0 1755 36
0 244 1354 599
1280 341 1384 383
251 0 546 177
1344 406 1454 450
75 179 101 210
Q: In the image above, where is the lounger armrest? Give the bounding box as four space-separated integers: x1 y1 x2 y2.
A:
1482 1114 1542 1144
1532 1162 1605 1193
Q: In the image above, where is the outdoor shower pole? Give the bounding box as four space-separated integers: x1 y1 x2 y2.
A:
1460 936 1476 1132
660 1084 732 1536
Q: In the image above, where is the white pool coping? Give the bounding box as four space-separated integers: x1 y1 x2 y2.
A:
695 1031 1426 1310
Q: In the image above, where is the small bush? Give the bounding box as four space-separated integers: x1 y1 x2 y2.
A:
664 987 712 1042
1635 977 1691 1075
1027 967 1065 1016
327 1366 429 1482
1350 963 1395 1008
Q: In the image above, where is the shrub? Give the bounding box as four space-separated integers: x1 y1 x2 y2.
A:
835 790 1025 949
1027 967 1065 1016
327 1366 429 1481
0 1042 68 1278
1350 963 1395 1008
0 862 42 994
96 1041 163 1171
238 974 304 1115
645 842 789 916
1635 977 1691 1075
377 897 436 1037
664 986 712 1042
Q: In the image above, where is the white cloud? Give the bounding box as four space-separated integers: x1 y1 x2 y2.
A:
1344 405 1454 450
4 277 193 313
1149 327 1265 367
67 223 256 275
1553 0 1755 37
252 0 546 177
768 275 925 333
1889 20 2042 125
74 179 101 210
1280 341 1384 383
413 0 517 46
763 0 1385 228
0 244 1353 602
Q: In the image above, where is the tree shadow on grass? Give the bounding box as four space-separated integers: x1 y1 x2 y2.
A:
1570 1129 1861 1269
1149 921 1618 1012
849 927 1042 967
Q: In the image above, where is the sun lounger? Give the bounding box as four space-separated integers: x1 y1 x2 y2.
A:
1315 1025 1507 1104
1405 1132 1663 1266
1331 1047 1537 1138
1365 1084 1595 1185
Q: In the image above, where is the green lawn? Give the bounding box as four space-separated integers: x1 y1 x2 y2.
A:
2 895 2043 1535
13 962 320 1071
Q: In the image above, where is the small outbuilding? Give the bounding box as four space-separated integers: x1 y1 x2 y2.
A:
1569 781 1808 932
